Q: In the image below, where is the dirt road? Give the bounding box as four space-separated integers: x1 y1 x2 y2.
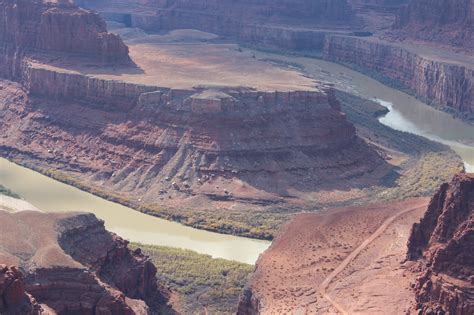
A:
318 202 428 314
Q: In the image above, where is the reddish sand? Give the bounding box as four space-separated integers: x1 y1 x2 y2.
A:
245 197 429 314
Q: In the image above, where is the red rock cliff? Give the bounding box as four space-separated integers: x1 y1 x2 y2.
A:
0 0 130 62
407 173 474 314
323 35 474 115
0 210 174 314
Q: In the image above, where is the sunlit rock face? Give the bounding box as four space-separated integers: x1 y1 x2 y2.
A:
0 0 130 64
323 35 474 114
0 211 173 314
407 173 474 315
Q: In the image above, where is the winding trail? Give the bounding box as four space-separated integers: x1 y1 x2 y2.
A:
318 203 428 314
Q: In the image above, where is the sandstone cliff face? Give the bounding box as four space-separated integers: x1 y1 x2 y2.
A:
407 173 474 314
0 210 173 314
0 265 43 315
57 214 167 309
0 0 130 63
0 77 387 208
323 35 474 114
394 0 474 49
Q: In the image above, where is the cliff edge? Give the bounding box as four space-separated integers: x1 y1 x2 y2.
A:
0 210 174 314
0 0 130 64
407 173 474 314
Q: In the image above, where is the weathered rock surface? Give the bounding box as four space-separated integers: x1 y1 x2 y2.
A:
323 35 474 115
407 173 474 314
0 265 43 315
393 0 474 49
0 0 130 64
0 78 388 207
0 210 173 314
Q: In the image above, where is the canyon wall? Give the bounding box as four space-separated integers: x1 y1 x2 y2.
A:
323 35 474 115
0 0 130 63
0 76 386 205
77 0 357 26
393 0 474 49
0 210 173 314
407 173 474 314
76 0 358 51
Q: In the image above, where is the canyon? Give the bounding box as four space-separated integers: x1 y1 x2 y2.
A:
0 0 411 240
74 0 474 119
0 0 473 314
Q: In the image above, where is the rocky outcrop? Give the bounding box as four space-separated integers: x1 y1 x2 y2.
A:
0 0 130 63
407 173 474 314
323 35 474 115
0 265 43 315
57 214 167 309
393 0 474 49
0 210 173 314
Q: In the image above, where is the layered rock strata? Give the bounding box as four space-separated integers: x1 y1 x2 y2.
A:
393 0 474 49
0 0 130 66
0 78 387 205
323 35 474 114
407 173 474 314
0 210 172 314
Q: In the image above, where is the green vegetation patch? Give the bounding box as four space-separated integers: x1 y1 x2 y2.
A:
0 184 20 199
131 243 254 315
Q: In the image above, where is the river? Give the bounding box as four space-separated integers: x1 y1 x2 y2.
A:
255 52 474 172
0 158 270 265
